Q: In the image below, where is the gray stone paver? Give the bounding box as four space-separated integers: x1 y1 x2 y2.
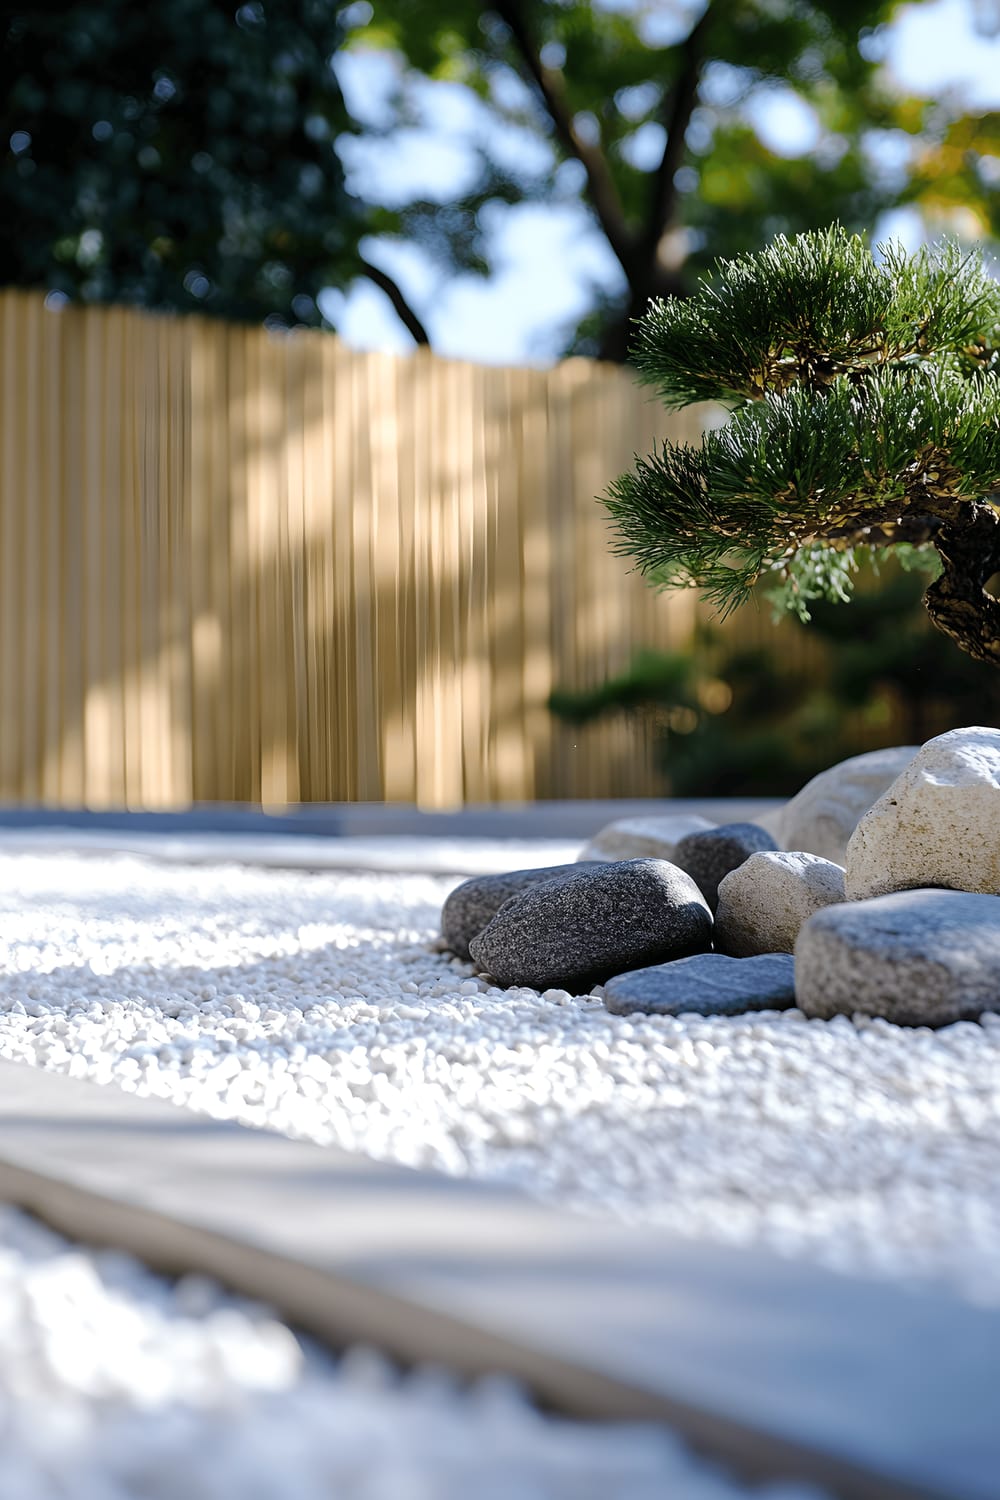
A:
0 1058 996 1500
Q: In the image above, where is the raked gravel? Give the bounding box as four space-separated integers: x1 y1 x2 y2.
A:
0 1202 827 1500
1 847 999 1303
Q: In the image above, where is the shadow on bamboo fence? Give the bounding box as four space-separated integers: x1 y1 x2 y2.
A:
0 289 833 809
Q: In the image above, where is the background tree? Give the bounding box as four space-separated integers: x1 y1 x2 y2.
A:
899 104 1000 251
344 0 992 359
5 1 995 355
0 0 396 328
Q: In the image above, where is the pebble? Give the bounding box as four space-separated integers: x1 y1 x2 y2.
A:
604 953 797 1017
714 852 845 956
757 745 918 864
671 824 779 914
441 862 605 959
1 847 1000 1306
795 888 1000 1027
468 858 713 991
578 814 716 864
845 726 1000 900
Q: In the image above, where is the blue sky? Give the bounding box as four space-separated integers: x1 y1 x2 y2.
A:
321 0 1000 366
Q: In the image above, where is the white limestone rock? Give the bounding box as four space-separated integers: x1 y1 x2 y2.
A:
845 726 1000 900
795 888 1000 1027
758 746 918 863
577 814 715 863
714 850 846 957
758 804 791 852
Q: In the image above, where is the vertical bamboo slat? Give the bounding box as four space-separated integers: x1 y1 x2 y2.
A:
101 308 127 805
120 309 144 807
39 300 65 804
58 303 87 805
410 348 436 809
305 333 333 801
165 317 193 807
382 351 417 803
189 319 218 804
0 295 23 800
519 368 555 799
349 351 381 802
81 307 111 807
0 288 850 811
18 296 43 804
459 361 489 805
487 367 530 801
137 314 165 806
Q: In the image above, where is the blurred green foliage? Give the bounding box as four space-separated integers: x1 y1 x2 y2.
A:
0 0 365 324
355 0 996 358
550 563 1000 796
4 1 996 356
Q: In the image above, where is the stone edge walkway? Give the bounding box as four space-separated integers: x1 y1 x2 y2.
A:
0 798 781 840
0 1059 996 1500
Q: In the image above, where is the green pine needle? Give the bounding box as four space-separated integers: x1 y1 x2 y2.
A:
607 226 1000 625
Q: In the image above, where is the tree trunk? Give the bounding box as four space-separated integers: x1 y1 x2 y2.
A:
598 269 687 363
925 502 1000 667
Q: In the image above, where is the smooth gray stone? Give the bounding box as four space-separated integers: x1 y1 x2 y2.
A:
672 823 779 914
604 952 797 1017
469 858 712 992
795 889 1000 1027
441 862 605 959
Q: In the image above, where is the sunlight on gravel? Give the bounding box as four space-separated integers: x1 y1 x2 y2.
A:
0 1204 829 1500
1 849 999 1305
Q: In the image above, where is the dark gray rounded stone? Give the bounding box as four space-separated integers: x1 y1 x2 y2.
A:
441 863 606 960
467 858 712 992
604 952 796 1017
671 822 779 914
795 888 1000 1027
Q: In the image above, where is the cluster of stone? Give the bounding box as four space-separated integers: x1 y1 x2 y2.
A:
440 727 1000 1029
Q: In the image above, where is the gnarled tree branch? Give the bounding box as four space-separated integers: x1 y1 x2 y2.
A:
598 4 714 361
925 501 1000 666
359 258 431 347
641 0 714 269
490 0 636 279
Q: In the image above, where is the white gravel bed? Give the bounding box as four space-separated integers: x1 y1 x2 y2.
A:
0 827 585 874
0 1202 826 1500
1 848 999 1303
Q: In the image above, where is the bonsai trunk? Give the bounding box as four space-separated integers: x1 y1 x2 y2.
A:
925 501 1000 668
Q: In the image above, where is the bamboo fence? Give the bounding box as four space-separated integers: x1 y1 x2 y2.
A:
0 289 818 809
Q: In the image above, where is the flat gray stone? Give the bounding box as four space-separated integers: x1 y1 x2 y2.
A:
604 953 797 1017
672 823 779 914
468 859 712 992
442 863 605 959
795 889 1000 1027
715 851 846 957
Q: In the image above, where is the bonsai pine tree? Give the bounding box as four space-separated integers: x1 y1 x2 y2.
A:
606 227 1000 666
